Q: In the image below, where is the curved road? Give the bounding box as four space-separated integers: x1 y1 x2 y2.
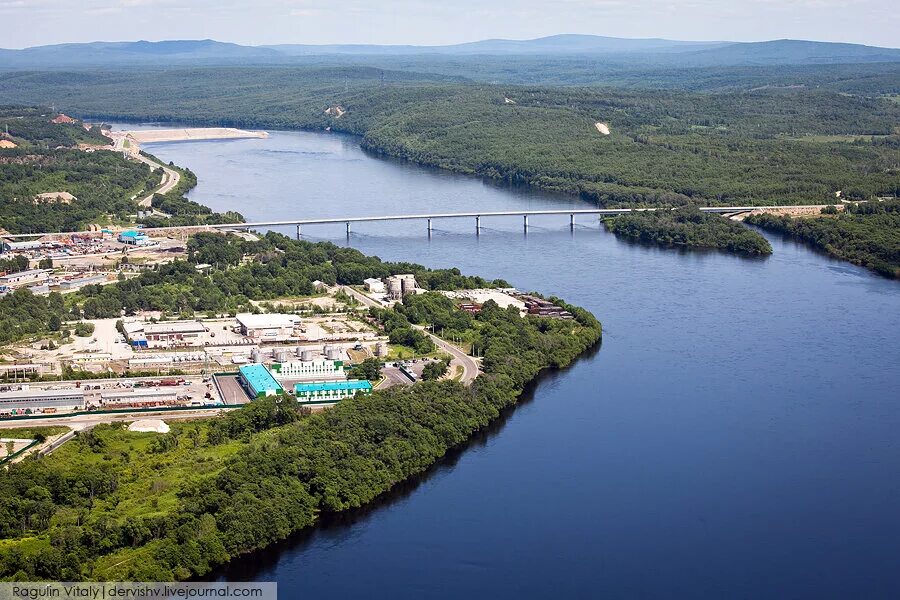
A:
422 328 480 385
135 152 180 208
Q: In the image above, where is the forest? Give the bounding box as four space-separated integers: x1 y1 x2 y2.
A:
0 68 897 208
604 206 773 255
0 253 601 581
745 201 900 278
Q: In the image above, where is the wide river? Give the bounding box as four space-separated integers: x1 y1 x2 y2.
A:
133 127 900 598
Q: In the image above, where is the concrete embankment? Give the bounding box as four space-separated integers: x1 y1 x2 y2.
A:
127 128 268 144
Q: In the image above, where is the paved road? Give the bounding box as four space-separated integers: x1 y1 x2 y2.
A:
416 326 480 385
340 285 382 309
134 153 181 208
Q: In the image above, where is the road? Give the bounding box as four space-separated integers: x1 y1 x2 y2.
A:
134 152 181 208
416 326 480 385
341 285 382 309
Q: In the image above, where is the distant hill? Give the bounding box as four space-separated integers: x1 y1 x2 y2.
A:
1 35 897 69
680 39 900 66
267 34 726 56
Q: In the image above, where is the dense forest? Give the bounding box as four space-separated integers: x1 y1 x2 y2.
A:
745 201 900 278
0 248 601 581
0 69 897 207
604 206 773 255
0 106 240 233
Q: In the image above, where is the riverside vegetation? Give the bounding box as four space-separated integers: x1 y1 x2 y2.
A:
0 68 897 207
745 200 900 278
0 235 602 581
0 106 241 233
604 206 773 255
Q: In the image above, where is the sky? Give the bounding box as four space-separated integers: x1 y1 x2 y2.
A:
1 0 897 49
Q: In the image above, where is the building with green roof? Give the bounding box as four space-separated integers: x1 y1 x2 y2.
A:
294 379 372 405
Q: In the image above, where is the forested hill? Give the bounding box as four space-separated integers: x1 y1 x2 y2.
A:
1 68 896 207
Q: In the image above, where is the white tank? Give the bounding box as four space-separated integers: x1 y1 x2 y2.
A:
301 350 314 361
275 350 289 362
375 342 388 357
326 348 341 360
250 347 261 362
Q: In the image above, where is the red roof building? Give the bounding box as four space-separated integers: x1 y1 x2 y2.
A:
50 114 77 124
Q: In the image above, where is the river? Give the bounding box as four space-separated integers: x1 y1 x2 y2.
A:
131 127 900 598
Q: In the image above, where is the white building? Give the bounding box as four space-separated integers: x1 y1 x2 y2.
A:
100 389 178 406
123 320 207 348
364 278 386 294
236 313 299 342
0 269 49 286
269 359 346 382
0 389 85 415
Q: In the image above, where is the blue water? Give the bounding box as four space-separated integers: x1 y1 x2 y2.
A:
134 127 900 598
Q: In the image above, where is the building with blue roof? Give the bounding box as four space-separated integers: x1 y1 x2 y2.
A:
294 379 372 405
239 364 284 399
118 230 150 246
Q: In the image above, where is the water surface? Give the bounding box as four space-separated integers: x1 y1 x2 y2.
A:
135 127 900 598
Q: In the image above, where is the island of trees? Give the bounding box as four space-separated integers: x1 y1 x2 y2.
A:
604 206 773 255
745 200 900 278
0 233 602 581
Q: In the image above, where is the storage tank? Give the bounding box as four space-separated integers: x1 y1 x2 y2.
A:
301 349 314 361
250 347 261 363
401 277 415 296
387 277 402 298
375 342 388 357
275 350 290 363
326 348 341 360
323 344 335 355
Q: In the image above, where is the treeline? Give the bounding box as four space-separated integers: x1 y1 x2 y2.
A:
604 206 773 255
139 159 245 228
0 290 75 345
745 201 900 278
0 270 601 581
0 69 897 207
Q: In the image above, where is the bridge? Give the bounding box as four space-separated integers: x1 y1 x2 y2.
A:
1 205 829 240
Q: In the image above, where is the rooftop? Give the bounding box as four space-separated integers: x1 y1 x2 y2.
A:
236 313 299 329
239 363 284 394
294 379 373 393
119 230 148 239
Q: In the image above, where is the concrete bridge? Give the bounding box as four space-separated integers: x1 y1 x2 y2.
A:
1 205 829 240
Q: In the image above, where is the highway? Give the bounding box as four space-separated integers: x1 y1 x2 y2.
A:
416 326 480 385
134 153 181 208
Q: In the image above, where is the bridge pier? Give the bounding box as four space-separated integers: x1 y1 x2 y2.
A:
346 222 351 237
427 218 433 234
570 214 575 231
476 215 481 234
296 224 302 240
523 214 529 233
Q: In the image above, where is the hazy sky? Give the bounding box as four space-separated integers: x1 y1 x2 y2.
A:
2 0 897 49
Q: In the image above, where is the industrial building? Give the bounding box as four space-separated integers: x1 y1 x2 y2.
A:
294 379 372 405
270 358 346 381
384 274 418 299
100 389 179 407
123 320 207 348
59 274 107 291
519 295 575 320
118 230 150 246
364 278 386 294
0 269 49 286
0 388 85 416
236 313 299 342
238 363 284 398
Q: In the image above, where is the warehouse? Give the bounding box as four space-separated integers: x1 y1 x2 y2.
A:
123 320 207 348
239 363 284 398
0 388 85 416
364 278 386 294
100 389 179 407
118 230 151 246
294 379 372 405
59 274 108 291
0 269 49 286
236 313 298 341
270 359 346 381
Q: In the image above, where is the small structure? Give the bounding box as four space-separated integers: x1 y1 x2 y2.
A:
384 274 418 299
235 313 298 342
270 359 345 382
294 379 372 405
0 140 16 149
518 295 575 320
364 278 386 294
0 269 49 287
59 274 107 291
127 419 171 434
0 388 85 416
238 363 283 398
100 389 179 407
312 280 327 291
50 114 77 124
118 230 151 246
